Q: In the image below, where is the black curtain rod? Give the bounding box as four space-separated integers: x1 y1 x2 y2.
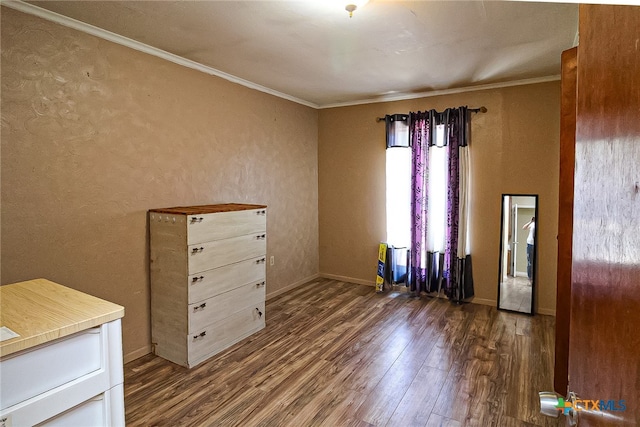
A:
375 106 487 122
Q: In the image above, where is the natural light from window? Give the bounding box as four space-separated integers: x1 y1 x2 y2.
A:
427 125 447 253
385 147 411 248
386 125 447 256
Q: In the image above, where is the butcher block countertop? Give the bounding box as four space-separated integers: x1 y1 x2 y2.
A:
0 278 124 358
149 203 267 215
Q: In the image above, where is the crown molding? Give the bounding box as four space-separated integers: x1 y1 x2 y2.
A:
1 0 319 109
3 0 563 111
318 75 562 109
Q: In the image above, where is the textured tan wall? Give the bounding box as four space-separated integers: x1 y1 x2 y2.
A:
319 82 560 314
1 7 319 361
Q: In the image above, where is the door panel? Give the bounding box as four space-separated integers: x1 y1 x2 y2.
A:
569 4 640 425
554 46 577 396
511 204 518 276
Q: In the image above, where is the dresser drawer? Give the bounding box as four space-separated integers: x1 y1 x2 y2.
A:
187 209 266 245
188 303 265 366
188 256 266 304
1 327 102 410
189 280 266 332
150 203 267 368
188 233 266 273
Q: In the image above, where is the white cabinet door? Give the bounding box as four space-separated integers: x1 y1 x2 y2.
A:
37 384 123 427
0 321 124 427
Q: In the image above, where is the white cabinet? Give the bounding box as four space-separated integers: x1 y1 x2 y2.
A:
149 203 267 368
0 279 125 427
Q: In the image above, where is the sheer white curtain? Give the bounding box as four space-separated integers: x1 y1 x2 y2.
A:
425 126 448 257
457 145 471 258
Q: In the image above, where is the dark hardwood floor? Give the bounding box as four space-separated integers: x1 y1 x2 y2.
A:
124 278 561 426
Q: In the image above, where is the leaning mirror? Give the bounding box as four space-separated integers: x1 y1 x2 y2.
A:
497 194 538 314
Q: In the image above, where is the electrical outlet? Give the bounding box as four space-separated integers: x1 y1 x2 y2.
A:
270 256 275 266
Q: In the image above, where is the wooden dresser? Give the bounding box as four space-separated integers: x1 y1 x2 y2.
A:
149 203 267 368
0 279 125 426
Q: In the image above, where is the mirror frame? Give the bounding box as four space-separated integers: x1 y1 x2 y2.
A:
497 194 539 315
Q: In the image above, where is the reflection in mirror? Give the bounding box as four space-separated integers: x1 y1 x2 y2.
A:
498 194 538 314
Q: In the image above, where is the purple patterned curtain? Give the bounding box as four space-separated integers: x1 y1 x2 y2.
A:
408 110 434 293
409 107 474 302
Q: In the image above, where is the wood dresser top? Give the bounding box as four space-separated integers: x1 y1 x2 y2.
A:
0 278 124 358
149 203 267 215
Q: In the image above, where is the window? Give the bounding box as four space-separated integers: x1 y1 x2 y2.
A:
385 124 447 258
385 147 411 248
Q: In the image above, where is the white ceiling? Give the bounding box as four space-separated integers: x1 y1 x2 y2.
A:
21 0 579 108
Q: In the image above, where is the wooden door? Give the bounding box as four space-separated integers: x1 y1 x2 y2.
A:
554 46 577 395
510 202 518 276
568 4 640 425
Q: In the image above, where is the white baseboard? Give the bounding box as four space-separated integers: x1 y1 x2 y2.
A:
266 273 320 300
319 273 375 287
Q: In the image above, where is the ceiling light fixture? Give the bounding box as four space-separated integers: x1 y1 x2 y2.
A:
345 0 368 18
345 3 357 18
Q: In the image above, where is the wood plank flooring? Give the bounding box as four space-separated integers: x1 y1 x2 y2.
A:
124 278 562 426
499 276 533 313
